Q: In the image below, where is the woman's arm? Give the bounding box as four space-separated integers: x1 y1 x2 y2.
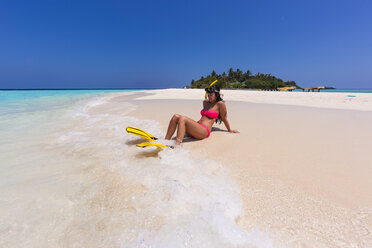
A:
218 102 239 133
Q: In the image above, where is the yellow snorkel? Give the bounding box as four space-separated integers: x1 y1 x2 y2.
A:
205 80 218 99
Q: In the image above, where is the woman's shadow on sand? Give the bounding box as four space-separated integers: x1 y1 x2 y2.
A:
126 127 227 158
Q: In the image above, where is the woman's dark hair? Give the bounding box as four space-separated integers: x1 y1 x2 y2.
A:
215 92 224 124
214 92 224 124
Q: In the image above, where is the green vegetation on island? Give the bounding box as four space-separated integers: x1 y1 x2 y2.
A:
188 68 301 90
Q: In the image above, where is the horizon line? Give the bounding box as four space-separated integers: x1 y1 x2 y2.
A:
0 87 166 91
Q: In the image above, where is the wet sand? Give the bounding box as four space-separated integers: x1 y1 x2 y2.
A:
118 89 372 247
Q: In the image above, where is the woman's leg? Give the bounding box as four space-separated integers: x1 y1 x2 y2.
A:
176 116 208 145
165 114 180 140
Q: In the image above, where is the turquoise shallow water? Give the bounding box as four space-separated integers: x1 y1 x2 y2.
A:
0 89 152 116
0 89 153 102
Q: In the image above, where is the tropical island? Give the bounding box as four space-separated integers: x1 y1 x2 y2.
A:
188 68 301 90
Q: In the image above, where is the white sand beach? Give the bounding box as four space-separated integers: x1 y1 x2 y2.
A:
121 89 372 247
136 88 372 111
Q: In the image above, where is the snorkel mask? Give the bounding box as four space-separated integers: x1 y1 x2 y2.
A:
205 80 218 99
205 85 220 93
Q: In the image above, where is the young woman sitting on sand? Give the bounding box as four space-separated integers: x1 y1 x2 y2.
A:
165 85 239 145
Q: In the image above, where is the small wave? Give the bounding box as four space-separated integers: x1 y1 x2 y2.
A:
54 96 279 247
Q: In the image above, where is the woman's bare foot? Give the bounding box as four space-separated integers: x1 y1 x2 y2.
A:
175 137 183 146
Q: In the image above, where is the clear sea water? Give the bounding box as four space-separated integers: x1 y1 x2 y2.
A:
0 89 152 104
0 89 150 114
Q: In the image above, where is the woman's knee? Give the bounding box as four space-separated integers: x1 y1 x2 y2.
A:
171 114 181 123
178 116 186 124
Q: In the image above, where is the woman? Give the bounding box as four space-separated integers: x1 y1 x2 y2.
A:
165 85 239 145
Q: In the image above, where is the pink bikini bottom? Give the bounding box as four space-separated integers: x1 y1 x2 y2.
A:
199 124 210 138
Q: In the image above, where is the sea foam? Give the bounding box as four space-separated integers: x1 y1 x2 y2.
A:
0 92 280 248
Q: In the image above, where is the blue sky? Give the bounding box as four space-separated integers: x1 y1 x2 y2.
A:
1 0 371 89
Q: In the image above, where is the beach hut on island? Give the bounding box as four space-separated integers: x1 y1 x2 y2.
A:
303 86 326 92
278 86 296 91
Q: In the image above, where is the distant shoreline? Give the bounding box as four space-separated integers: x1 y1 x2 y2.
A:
134 88 372 111
1 87 371 91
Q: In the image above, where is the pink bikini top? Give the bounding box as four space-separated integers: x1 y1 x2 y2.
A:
201 109 219 119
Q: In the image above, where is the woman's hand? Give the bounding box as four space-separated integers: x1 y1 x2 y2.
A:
229 130 239 133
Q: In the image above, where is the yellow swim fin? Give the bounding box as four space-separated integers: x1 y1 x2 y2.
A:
126 127 158 141
136 142 174 149
205 79 218 99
